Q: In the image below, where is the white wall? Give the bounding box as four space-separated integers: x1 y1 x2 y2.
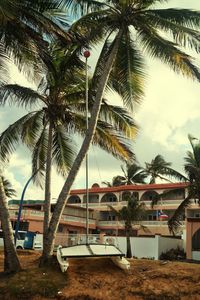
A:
131 237 156 259
104 235 183 260
192 251 200 260
158 236 183 258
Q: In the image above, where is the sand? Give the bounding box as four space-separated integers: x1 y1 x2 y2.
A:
1 250 200 299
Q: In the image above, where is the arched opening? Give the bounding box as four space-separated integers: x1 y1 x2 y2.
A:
122 191 139 202
122 191 131 201
83 194 99 203
162 188 185 200
101 193 117 203
140 191 159 202
192 228 200 251
67 195 81 204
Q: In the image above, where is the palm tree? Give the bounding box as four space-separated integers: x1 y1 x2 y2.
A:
145 155 186 184
103 162 147 186
41 0 200 264
168 135 200 234
0 174 20 273
109 195 146 258
0 0 71 273
0 44 138 265
0 0 70 72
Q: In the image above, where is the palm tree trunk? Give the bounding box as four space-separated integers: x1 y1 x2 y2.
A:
40 30 123 264
0 176 21 273
125 222 132 258
40 122 53 266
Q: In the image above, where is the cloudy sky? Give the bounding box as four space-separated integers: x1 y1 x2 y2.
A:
1 0 200 200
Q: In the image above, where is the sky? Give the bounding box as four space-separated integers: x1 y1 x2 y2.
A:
1 0 200 201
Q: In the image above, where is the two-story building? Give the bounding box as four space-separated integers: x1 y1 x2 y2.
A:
5 182 200 259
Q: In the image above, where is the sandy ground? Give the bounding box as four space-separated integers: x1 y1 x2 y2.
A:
1 251 200 300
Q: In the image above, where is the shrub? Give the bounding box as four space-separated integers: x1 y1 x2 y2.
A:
160 247 186 261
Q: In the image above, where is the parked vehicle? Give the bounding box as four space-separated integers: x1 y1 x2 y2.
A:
24 231 43 250
0 230 43 250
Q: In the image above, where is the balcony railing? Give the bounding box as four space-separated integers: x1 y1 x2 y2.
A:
97 220 185 227
67 199 185 208
62 215 96 225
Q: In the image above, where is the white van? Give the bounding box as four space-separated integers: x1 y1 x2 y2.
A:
0 229 26 249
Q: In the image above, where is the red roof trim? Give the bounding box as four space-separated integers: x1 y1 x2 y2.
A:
69 182 188 195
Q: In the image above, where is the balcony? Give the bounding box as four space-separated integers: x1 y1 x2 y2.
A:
97 220 125 228
62 215 96 226
97 220 185 228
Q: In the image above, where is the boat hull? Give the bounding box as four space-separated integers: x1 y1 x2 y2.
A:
56 243 129 272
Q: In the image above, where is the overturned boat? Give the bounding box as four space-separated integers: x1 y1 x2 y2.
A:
57 243 130 272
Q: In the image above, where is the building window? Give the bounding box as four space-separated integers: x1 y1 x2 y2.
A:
148 214 157 221
194 213 200 218
192 229 200 251
108 215 116 221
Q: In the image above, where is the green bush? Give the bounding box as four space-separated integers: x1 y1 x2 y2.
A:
160 247 186 261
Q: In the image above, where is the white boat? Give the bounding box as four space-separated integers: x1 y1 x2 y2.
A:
56 243 130 272
57 246 69 272
111 256 130 270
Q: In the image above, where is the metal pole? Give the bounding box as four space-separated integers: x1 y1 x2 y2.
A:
14 164 46 245
84 50 90 245
14 174 34 245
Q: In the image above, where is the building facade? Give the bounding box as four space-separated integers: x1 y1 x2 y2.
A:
5 182 200 259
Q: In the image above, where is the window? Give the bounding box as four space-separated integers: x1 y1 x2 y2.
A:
109 197 116 202
148 215 157 221
194 213 200 218
17 232 26 240
192 229 200 251
108 215 116 221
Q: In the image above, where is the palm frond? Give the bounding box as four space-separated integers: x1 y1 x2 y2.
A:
0 113 35 163
2 176 16 198
99 101 138 139
52 125 76 176
31 127 48 187
147 9 200 29
137 23 200 81
70 10 109 50
112 175 127 186
62 0 105 16
93 120 135 161
21 110 45 148
168 196 191 234
144 10 200 52
109 31 146 111
0 84 43 108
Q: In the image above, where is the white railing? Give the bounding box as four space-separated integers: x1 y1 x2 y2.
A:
62 215 96 225
97 220 185 227
9 209 29 218
55 233 101 247
97 220 125 227
67 199 185 208
30 210 44 217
